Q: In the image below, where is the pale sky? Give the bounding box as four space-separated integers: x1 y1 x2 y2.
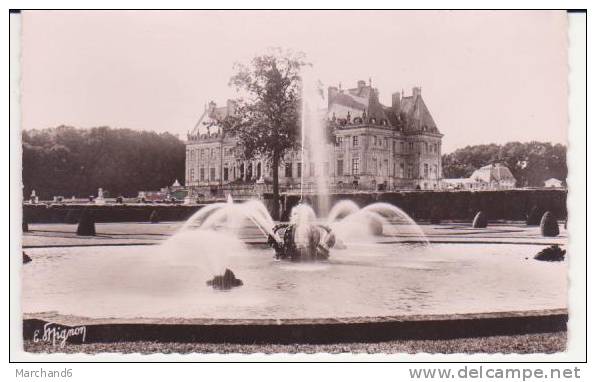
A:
21 10 568 153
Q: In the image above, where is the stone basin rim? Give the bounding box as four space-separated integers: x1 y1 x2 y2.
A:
24 308 567 326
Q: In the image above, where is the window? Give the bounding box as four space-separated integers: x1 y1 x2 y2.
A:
424 163 429 178
297 162 302 178
393 141 396 152
400 142 405 153
223 167 229 181
373 136 378 146
210 148 214 157
336 136 343 147
200 149 205 159
210 168 216 181
337 160 344 176
200 167 205 181
400 163 405 178
424 142 428 153
372 158 378 175
353 136 359 147
352 158 360 175
190 168 195 182
407 164 413 179
383 159 389 175
247 163 253 180
309 163 315 176
285 163 293 178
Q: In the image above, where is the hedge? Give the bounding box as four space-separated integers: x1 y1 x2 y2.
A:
23 189 567 224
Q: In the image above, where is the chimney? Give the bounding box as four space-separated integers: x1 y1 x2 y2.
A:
328 86 338 108
226 99 236 116
208 101 217 115
412 87 421 98
392 92 401 113
357 80 366 89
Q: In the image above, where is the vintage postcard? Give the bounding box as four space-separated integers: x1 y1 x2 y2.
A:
10 9 586 362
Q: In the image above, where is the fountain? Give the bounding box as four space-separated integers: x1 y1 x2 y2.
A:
168 70 429 262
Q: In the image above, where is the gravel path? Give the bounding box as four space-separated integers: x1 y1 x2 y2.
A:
23 332 566 354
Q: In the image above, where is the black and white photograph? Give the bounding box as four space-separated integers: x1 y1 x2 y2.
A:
8 8 588 366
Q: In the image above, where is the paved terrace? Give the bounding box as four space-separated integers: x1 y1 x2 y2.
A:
22 222 567 248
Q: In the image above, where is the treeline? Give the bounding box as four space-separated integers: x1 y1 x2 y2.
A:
441 142 567 187
22 126 185 199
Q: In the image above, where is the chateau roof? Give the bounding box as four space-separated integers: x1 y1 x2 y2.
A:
398 94 438 132
190 101 235 137
328 81 440 134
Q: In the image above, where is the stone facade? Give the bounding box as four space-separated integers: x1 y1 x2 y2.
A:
185 81 443 194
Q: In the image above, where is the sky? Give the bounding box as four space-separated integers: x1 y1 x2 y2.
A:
20 10 568 153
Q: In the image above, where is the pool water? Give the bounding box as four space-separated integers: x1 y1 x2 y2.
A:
22 242 567 320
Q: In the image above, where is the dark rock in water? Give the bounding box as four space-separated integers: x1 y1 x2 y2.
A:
540 211 559 237
207 269 243 290
472 211 488 228
534 245 565 262
76 209 96 236
23 251 32 264
526 206 542 226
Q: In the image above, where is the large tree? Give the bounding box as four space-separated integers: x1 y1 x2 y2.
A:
224 48 309 219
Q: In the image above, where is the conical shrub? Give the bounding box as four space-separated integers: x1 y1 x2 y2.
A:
526 205 542 226
76 209 96 236
540 211 559 237
149 209 160 224
472 211 488 228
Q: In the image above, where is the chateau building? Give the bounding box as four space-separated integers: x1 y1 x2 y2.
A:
185 80 443 195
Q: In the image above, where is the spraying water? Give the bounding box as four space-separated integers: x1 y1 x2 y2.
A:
300 67 330 214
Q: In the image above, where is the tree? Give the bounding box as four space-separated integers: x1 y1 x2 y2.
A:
22 126 186 199
442 141 567 187
224 48 309 220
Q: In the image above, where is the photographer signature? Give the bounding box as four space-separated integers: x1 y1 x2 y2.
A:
33 323 86 347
